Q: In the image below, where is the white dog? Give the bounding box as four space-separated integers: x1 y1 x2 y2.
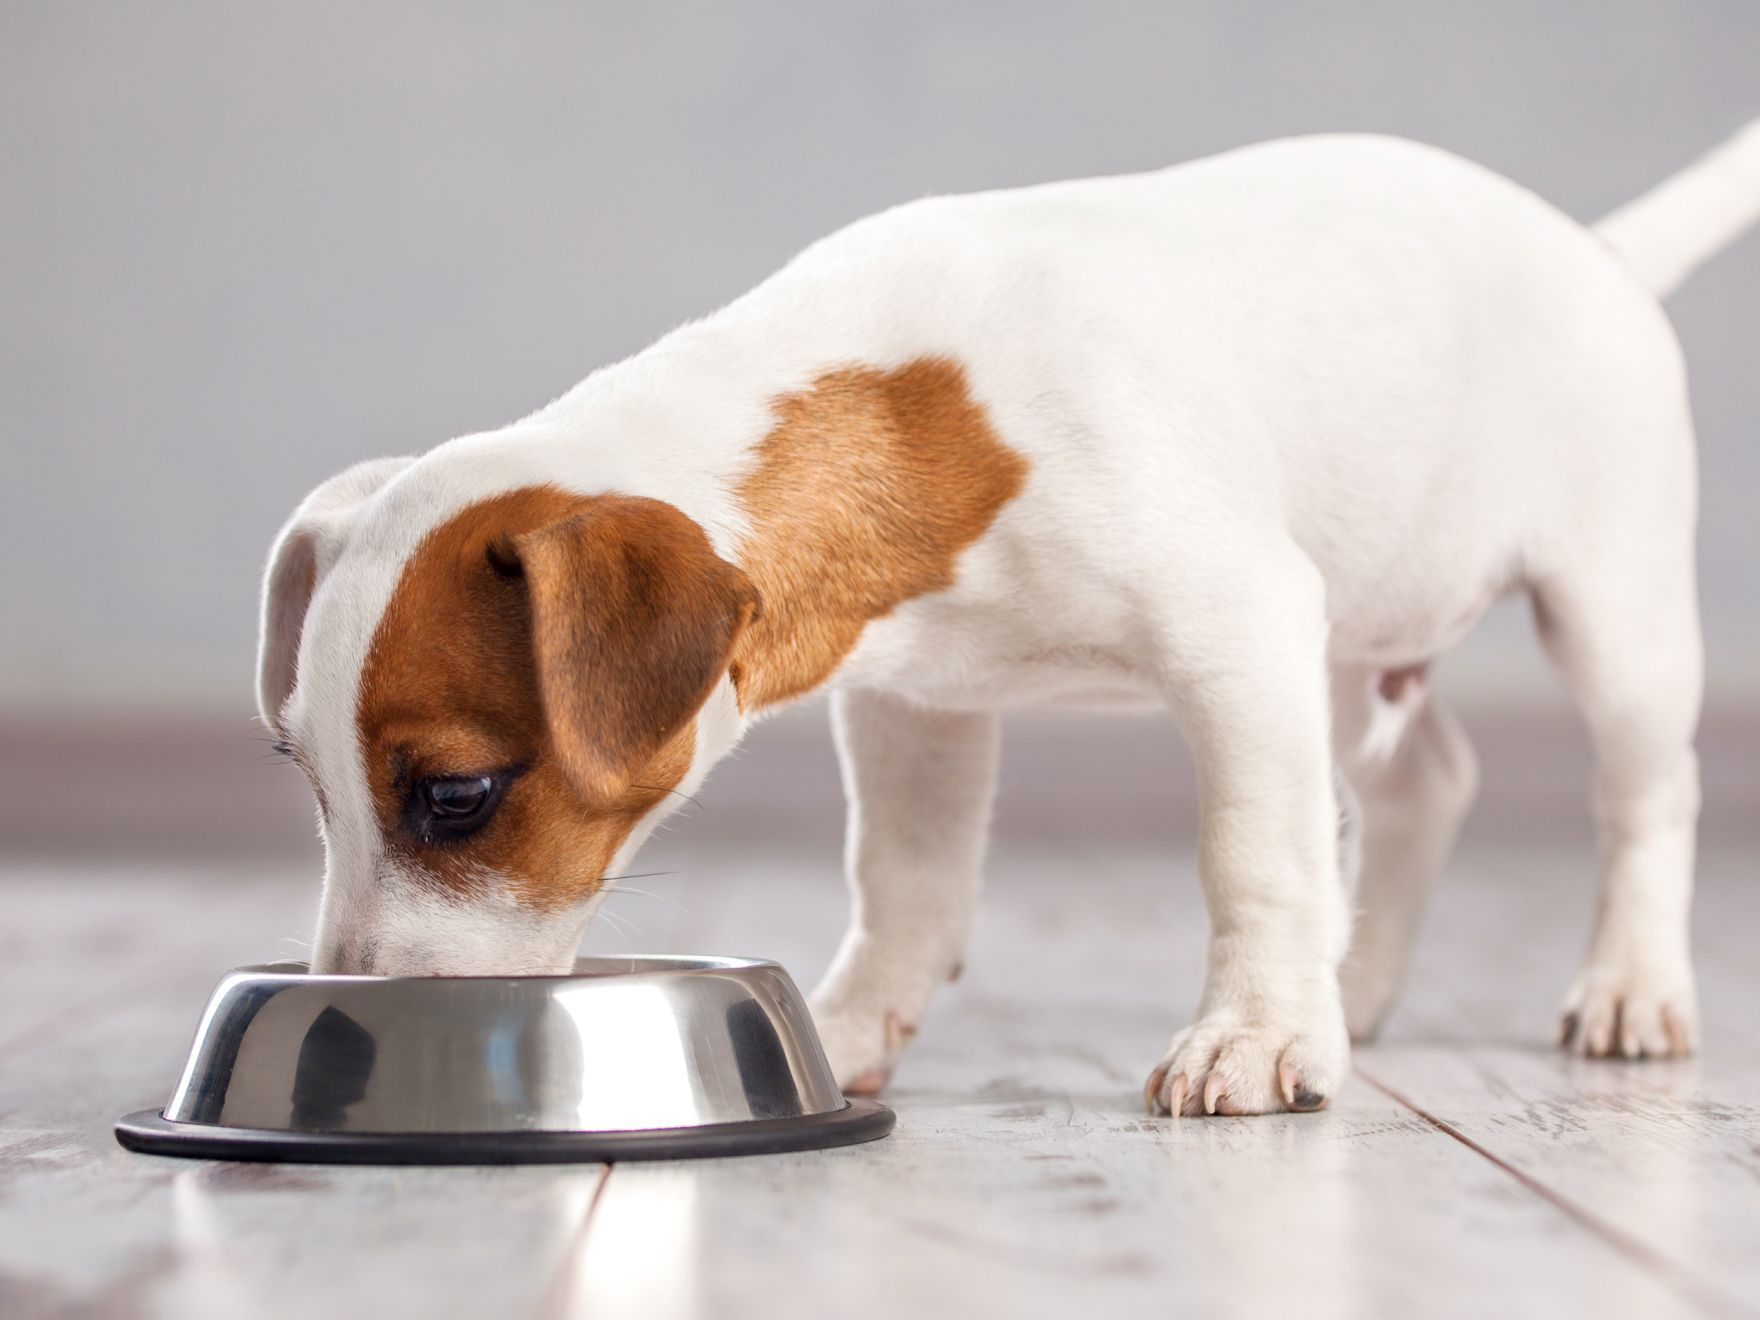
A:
260 123 1760 1116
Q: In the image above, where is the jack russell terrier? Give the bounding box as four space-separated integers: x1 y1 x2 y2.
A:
260 124 1760 1116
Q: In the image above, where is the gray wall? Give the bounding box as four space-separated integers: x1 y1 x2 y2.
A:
4 1 1757 715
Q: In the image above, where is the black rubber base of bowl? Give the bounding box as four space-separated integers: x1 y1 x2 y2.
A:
115 1100 893 1165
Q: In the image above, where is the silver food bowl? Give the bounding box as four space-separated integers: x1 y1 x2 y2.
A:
115 956 892 1164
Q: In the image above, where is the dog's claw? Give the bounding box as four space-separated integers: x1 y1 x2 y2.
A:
1202 1073 1227 1116
1559 962 1699 1062
1168 1073 1189 1118
1144 1062 1170 1115
1148 1010 1347 1118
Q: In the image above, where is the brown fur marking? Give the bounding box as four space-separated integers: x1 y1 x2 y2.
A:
730 357 1029 709
356 488 745 910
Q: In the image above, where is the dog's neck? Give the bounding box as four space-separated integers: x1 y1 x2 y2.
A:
510 303 1026 734
518 316 854 725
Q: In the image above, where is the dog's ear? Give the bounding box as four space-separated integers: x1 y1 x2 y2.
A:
510 495 759 809
258 457 415 734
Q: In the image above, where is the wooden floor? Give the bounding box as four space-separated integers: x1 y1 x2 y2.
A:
3 822 1757 1318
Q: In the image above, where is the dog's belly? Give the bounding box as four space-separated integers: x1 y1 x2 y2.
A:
884 603 1496 712
847 552 1508 714
960 648 1164 711
1327 579 1501 670
843 536 1508 713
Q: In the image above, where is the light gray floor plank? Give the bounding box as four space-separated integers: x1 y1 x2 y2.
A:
572 1051 1700 1320
3 834 1755 1318
566 843 1735 1320
1357 843 1760 1318
0 865 286 1045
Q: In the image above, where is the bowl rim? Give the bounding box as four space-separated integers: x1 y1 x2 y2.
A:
225 954 784 986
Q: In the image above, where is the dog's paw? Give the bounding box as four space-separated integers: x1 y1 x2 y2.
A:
808 933 955 1094
1144 1009 1348 1117
807 1000 918 1095
1558 953 1699 1059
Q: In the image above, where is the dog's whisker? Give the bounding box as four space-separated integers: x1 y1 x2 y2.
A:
628 784 706 813
598 870 678 886
595 906 646 955
277 934 313 959
598 914 633 957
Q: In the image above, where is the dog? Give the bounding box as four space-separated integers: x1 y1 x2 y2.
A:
259 123 1760 1116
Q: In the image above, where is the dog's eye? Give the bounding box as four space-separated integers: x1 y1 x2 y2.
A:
408 771 510 843
428 776 493 817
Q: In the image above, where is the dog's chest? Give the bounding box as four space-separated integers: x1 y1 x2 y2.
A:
981 648 1163 710
835 600 1161 712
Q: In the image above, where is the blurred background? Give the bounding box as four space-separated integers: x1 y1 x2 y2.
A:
2 1 1756 868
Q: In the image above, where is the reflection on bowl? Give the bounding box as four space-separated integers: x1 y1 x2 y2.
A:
117 957 893 1164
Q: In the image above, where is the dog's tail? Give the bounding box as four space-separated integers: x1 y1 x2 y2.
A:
1594 118 1760 299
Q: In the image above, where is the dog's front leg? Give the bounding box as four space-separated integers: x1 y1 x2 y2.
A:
1145 554 1351 1116
808 687 1000 1093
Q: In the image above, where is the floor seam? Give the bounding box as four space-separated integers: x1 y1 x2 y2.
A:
1355 1063 1750 1320
537 1163 615 1320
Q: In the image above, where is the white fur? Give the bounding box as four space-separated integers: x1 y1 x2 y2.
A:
264 124 1760 1110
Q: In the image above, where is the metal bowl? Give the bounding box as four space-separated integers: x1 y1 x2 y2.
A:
115 957 892 1164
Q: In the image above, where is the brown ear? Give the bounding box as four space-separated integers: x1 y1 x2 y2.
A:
513 495 759 808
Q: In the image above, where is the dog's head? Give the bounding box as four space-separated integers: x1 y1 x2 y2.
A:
258 454 758 975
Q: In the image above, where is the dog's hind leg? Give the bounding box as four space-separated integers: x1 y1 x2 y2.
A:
1534 534 1703 1058
808 688 1000 1092
1332 666 1479 1042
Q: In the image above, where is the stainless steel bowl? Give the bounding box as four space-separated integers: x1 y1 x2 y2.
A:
115 957 892 1164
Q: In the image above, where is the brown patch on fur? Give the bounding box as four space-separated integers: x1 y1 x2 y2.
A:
356 488 750 910
730 357 1029 709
